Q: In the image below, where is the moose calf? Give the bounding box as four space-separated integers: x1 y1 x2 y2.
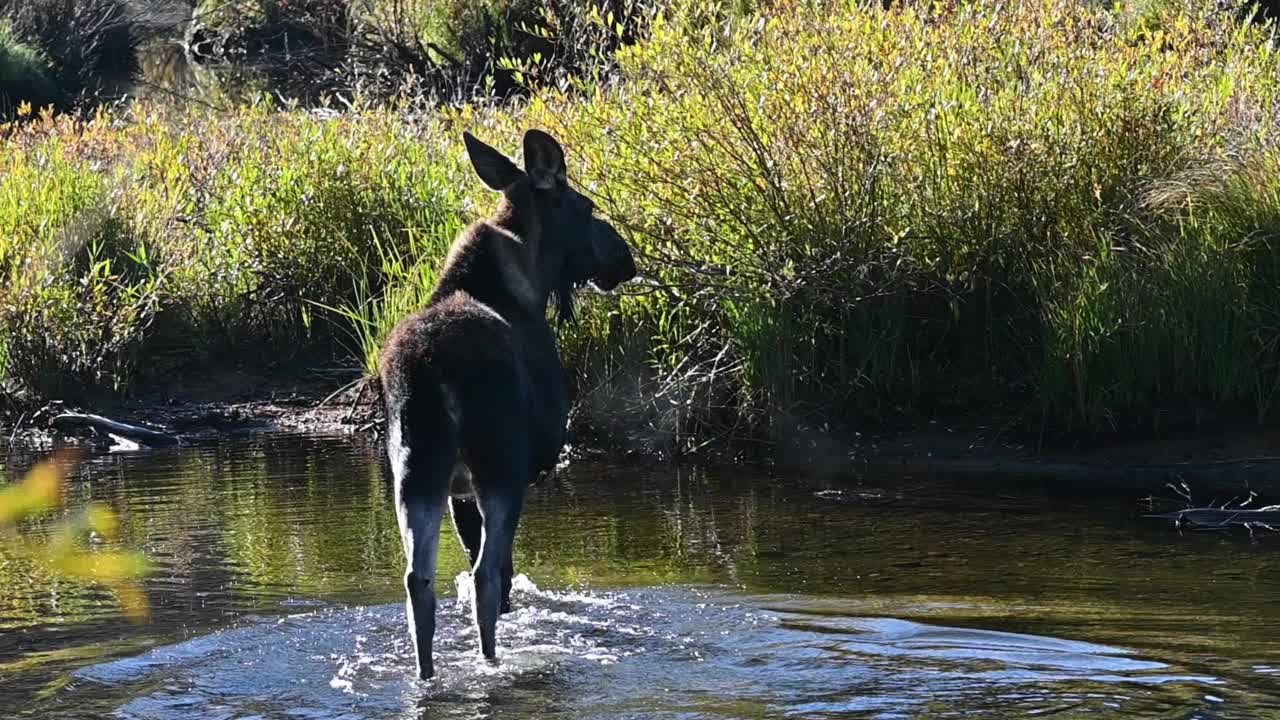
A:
379 129 636 679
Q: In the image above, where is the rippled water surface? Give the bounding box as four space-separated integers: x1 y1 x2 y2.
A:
2 434 1279 718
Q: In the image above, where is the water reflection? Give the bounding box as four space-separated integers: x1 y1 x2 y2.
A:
1 434 1279 717
130 38 278 108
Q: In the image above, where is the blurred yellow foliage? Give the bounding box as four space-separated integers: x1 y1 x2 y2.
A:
0 451 151 622
0 457 62 523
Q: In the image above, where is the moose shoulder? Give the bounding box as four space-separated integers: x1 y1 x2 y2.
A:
378 129 636 680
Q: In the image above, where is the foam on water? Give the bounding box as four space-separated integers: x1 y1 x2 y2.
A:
62 578 1231 720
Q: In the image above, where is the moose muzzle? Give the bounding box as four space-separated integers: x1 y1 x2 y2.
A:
590 220 637 292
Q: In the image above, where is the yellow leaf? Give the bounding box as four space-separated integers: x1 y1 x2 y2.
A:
84 503 120 538
108 582 151 623
0 457 67 524
50 550 151 581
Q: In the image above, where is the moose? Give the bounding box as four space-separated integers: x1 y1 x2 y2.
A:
379 129 636 679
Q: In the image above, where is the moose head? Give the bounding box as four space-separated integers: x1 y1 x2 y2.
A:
463 129 637 320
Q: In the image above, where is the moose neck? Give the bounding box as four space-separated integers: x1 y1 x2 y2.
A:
491 193 565 313
432 188 572 323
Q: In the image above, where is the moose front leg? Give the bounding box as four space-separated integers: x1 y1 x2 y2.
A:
468 456 529 661
501 544 515 615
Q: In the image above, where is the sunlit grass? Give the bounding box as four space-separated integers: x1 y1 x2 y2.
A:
308 223 458 376
518 0 1280 437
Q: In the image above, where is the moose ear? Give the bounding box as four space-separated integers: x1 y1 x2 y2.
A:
464 132 522 191
522 129 566 191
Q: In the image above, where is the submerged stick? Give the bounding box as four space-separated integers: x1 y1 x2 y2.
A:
50 413 182 448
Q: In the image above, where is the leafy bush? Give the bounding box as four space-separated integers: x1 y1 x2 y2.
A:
0 111 167 395
514 0 1280 442
1 0 137 101
189 0 672 102
8 0 1280 451
0 118 163 397
143 104 467 355
0 101 470 393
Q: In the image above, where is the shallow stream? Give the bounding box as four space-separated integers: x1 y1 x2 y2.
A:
2 434 1277 718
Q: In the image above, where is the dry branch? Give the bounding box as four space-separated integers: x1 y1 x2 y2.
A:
50 413 182 447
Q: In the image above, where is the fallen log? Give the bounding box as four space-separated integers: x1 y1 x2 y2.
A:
50 413 182 448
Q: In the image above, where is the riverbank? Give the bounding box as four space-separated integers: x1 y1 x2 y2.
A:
8 374 1280 503
0 369 374 450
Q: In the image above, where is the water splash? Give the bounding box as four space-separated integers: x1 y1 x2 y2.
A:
63 584 1228 720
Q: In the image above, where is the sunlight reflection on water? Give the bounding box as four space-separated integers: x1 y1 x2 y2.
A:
66 576 1226 720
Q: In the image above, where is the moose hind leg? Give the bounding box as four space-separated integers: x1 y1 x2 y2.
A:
471 484 527 660
398 493 448 679
451 494 520 613
456 486 517 615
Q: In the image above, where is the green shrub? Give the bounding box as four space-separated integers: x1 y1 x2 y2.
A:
0 122 163 397
513 0 1280 441
151 105 467 355
189 0 679 102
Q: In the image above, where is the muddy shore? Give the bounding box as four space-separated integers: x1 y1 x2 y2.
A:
4 373 1280 498
0 368 378 451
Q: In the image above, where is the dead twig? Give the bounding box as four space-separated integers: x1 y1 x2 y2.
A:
315 376 366 412
1146 506 1280 532
344 377 373 424
7 412 27 452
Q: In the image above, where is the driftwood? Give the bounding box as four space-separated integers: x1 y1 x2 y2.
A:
50 413 182 448
1145 506 1280 531
853 456 1280 494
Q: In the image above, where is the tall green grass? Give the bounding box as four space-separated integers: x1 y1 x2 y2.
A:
5 0 1280 449
0 126 162 396
310 223 459 377
0 102 471 396
131 103 468 356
